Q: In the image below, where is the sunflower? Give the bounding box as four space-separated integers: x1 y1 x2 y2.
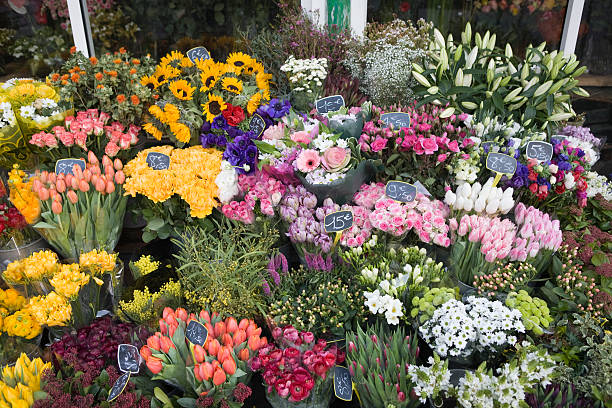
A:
149 105 166 123
195 58 217 72
202 93 227 122
179 57 194 69
247 92 262 115
256 72 272 91
163 103 181 123
154 64 180 86
199 65 221 92
244 60 265 76
262 88 271 101
169 121 192 144
140 75 160 90
221 77 243 95
169 79 195 100
160 50 186 69
143 123 163 141
226 52 253 73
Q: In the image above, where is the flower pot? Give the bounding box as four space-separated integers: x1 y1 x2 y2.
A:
298 160 377 206
0 237 49 272
265 377 333 408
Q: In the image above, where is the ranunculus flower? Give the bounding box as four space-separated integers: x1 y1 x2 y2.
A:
321 147 350 172
290 131 312 144
222 104 245 127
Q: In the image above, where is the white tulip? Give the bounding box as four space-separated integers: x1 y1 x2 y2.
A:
486 198 500 214
470 182 482 200
474 197 486 213
464 199 474 212
480 185 492 202
456 196 466 211
444 190 457 207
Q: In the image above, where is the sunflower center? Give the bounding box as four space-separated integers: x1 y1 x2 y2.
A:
146 83 154 90
227 85 239 92
205 76 215 87
209 101 221 115
180 90 187 97
234 61 245 67
158 75 166 82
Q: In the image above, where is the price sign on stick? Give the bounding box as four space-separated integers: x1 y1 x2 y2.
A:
324 210 353 250
526 141 553 162
315 95 345 114
385 181 417 202
334 366 353 401
55 158 86 176
486 152 517 187
117 344 140 374
249 114 266 137
380 112 411 129
108 371 130 402
146 152 171 170
186 47 210 63
185 320 208 347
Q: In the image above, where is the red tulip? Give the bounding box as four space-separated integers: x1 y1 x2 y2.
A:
214 321 226 338
246 324 260 337
193 344 206 363
217 346 231 363
146 356 163 374
212 367 226 386
260 337 268 348
222 358 236 375
233 329 246 346
160 336 175 354
222 333 233 347
147 335 161 351
159 319 168 335
140 345 152 362
194 364 203 382
238 319 249 331
225 317 238 334
238 348 250 361
207 338 220 356
205 323 214 339
114 170 125 184
164 313 177 327
67 190 78 204
201 362 213 381
162 307 174 319
175 308 188 322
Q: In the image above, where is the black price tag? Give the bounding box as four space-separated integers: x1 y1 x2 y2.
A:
324 210 353 233
333 366 353 401
55 158 86 176
187 47 211 63
249 114 266 137
385 181 417 203
108 371 130 402
117 344 140 374
146 152 171 170
186 320 208 347
315 95 345 114
526 141 553 162
486 152 517 176
380 112 411 129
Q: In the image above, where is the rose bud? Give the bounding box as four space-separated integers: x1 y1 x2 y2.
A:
193 345 206 364
38 187 49 201
51 198 63 214
160 336 174 354
114 170 125 184
214 321 226 338
238 348 250 361
114 158 123 171
88 151 99 165
272 327 282 340
225 317 238 334
175 308 188 322
140 345 152 362
212 367 226 386
147 336 161 351
146 356 163 374
398 391 406 401
201 362 213 381
222 358 236 376
233 329 247 346
67 190 78 204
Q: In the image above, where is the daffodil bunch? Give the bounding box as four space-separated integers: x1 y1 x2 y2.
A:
141 50 271 145
0 353 51 408
123 145 223 241
0 289 26 313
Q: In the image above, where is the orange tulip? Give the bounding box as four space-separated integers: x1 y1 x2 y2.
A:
72 165 83 180
212 367 226 386
162 307 174 319
212 312 219 320
55 179 66 193
159 319 168 335
105 166 115 180
146 356 163 374
147 335 161 351
260 336 268 348
222 333 233 347
91 174 99 187
40 171 48 184
201 362 213 381
90 165 100 176
38 187 49 201
102 155 112 169
88 151 99 165
78 180 90 192
51 199 62 214
207 338 220 356
114 170 125 184
83 168 92 182
246 323 261 337
193 344 206 364
165 313 177 327
32 178 42 193
114 158 123 170
175 308 188 322
238 348 250 361
233 329 247 347
48 173 56 184
199 310 211 323
70 176 79 190
140 345 152 362
105 181 115 194
217 346 231 363
222 358 236 375
226 317 238 334
238 319 249 331
194 364 203 382
211 360 220 371
214 321 226 338
67 190 78 204
248 335 261 352
205 322 214 338
160 336 175 354
95 178 106 193
169 325 177 338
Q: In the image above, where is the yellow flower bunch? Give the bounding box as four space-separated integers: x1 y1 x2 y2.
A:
5 80 58 107
2 250 58 285
50 264 90 299
0 353 51 408
131 255 161 277
123 146 223 218
78 249 117 276
118 279 181 325
2 310 41 340
26 292 71 327
7 167 40 225
0 289 26 313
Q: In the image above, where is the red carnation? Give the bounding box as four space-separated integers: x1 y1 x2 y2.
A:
222 104 245 127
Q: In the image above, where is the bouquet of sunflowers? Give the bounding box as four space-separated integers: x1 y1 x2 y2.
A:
141 50 272 145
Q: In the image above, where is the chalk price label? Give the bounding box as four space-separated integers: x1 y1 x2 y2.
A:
385 181 417 203
315 95 345 114
324 210 353 233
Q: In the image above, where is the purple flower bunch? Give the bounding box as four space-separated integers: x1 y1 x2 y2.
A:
263 253 289 296
258 98 291 121
558 125 602 148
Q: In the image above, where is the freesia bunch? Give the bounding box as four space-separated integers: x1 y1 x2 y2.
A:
419 296 524 358
345 324 420 408
29 109 140 163
29 153 127 259
250 325 342 405
445 177 515 216
141 307 264 406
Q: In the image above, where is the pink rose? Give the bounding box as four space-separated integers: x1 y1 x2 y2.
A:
98 111 111 124
58 130 75 146
321 147 350 172
43 133 58 148
437 153 448 162
290 131 312 145
80 118 94 135
263 123 285 141
420 137 439 155
370 137 388 153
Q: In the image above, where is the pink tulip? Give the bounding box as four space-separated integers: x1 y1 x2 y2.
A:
95 178 106 193
32 179 42 193
67 190 78 204
56 179 66 193
40 171 48 184
90 165 101 176
88 150 99 165
78 180 90 192
38 187 49 201
51 198 62 214
113 158 123 170
102 155 113 170
105 166 115 180
114 170 125 184
70 176 79 190
105 181 115 194
91 174 99 187
48 173 57 185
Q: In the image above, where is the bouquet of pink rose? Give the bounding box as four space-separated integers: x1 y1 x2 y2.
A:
29 109 140 165
250 325 344 408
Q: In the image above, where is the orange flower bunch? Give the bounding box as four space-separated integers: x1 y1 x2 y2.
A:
140 307 265 402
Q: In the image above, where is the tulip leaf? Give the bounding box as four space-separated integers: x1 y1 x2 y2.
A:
177 398 197 408
154 387 171 405
33 221 56 229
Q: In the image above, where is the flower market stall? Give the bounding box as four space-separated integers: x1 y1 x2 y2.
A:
0 1 611 408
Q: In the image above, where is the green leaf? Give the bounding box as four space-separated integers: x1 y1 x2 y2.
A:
546 94 554 115
154 387 171 405
253 140 277 154
591 251 608 267
492 92 504 112
33 221 57 229
177 398 197 408
147 218 165 231
142 230 157 243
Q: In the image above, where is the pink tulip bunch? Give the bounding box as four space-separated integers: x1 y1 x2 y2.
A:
451 214 517 262
29 109 139 159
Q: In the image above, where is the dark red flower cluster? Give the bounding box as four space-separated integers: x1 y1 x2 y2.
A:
0 203 27 236
250 325 344 402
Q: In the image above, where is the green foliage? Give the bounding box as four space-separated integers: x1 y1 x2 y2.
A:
412 23 588 133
